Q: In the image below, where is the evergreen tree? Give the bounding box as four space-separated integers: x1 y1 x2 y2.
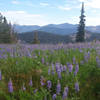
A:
76 2 86 42
33 31 40 44
0 13 17 43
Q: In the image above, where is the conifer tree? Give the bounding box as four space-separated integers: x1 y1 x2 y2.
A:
33 31 40 44
0 13 17 43
76 2 85 42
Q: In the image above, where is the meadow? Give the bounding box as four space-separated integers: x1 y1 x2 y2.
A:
0 42 100 100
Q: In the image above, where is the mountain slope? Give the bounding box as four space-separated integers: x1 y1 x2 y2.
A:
18 30 100 44
18 31 72 44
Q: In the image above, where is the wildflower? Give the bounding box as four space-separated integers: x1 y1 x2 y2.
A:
47 80 52 90
42 57 45 64
62 87 68 100
57 69 61 79
48 68 51 75
69 64 73 72
73 57 76 64
75 82 79 92
56 80 61 94
63 65 67 72
8 79 13 93
34 89 38 94
52 94 56 100
29 78 33 86
40 76 45 86
74 64 79 76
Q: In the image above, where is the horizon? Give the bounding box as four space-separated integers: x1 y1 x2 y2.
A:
1 0 100 26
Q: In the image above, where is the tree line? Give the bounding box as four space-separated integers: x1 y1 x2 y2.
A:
0 13 17 43
0 2 85 44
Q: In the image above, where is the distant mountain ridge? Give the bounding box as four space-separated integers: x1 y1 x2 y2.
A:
14 23 100 35
18 30 100 44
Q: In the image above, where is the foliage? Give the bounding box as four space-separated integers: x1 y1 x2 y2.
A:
76 3 85 42
0 13 17 43
0 43 100 100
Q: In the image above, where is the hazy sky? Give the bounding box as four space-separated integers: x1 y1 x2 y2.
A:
0 0 100 26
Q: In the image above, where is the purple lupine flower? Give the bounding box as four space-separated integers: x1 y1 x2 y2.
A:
75 82 79 92
61 65 63 72
57 69 61 79
40 76 45 86
63 65 67 72
52 94 56 100
48 68 51 75
8 79 13 93
47 80 52 90
56 63 60 72
67 62 70 68
62 87 68 100
73 57 76 64
34 89 38 94
22 83 26 91
69 64 73 72
29 78 33 86
56 80 61 94
42 57 45 64
0 70 2 80
74 64 79 76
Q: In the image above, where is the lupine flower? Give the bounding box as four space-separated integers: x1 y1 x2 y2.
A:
62 87 68 100
67 62 70 68
69 64 73 72
22 83 26 91
0 70 2 80
61 65 63 72
48 68 51 75
74 64 79 76
56 80 61 94
34 89 38 94
29 78 33 86
8 79 13 93
42 57 45 64
57 69 61 79
63 65 67 72
73 57 76 64
56 63 60 72
47 80 52 90
40 76 45 86
52 94 57 100
75 82 79 92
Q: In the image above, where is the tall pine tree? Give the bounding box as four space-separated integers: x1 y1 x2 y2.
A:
76 2 85 42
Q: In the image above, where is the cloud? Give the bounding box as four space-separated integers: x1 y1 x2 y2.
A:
79 0 100 9
58 6 71 11
12 0 20 4
86 17 100 26
79 0 88 2
40 3 49 6
1 11 48 26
